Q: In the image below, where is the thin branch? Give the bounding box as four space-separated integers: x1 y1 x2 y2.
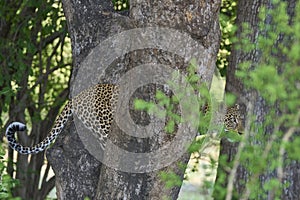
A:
46 37 63 69
241 109 300 200
41 162 52 190
41 87 69 134
277 110 300 183
39 31 66 51
30 64 71 92
39 176 56 200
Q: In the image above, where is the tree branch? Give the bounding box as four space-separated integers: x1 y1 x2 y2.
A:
277 110 300 187
39 176 56 200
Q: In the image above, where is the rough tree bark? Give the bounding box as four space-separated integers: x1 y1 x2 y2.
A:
214 0 299 199
47 0 221 199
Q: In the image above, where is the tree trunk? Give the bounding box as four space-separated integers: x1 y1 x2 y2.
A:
48 0 221 199
214 0 299 199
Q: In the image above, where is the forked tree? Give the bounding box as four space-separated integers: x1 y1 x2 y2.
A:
46 0 221 199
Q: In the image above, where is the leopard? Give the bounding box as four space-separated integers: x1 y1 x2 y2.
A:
6 84 119 154
5 84 242 154
224 104 244 134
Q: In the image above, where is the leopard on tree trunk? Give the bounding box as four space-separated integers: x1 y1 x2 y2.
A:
5 84 243 154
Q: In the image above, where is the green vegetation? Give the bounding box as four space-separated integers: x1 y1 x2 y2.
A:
226 1 299 198
136 0 300 199
0 0 71 199
134 58 211 136
1 0 299 199
217 0 237 76
0 0 126 198
215 1 300 199
0 145 20 200
112 0 129 11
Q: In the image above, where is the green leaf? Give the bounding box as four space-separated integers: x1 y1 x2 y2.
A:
225 92 236 106
165 120 175 134
223 130 242 143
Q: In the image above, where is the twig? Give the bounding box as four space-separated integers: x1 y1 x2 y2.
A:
277 110 300 186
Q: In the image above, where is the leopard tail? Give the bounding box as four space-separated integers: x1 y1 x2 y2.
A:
5 101 72 154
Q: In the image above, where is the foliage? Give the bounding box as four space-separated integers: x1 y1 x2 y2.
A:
135 0 300 199
215 0 300 199
217 0 237 76
134 58 211 135
159 171 183 189
134 58 226 194
0 145 20 200
0 0 71 199
112 0 129 11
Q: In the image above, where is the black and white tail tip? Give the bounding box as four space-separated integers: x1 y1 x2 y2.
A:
5 122 35 154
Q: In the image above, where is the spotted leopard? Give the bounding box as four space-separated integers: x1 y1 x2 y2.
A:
5 84 242 154
224 104 244 134
6 84 119 154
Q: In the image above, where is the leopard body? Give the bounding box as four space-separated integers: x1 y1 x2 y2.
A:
6 84 242 154
6 84 118 154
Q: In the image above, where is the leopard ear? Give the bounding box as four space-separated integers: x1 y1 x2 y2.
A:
234 104 240 110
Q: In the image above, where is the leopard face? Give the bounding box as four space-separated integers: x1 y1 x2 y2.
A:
224 104 244 134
